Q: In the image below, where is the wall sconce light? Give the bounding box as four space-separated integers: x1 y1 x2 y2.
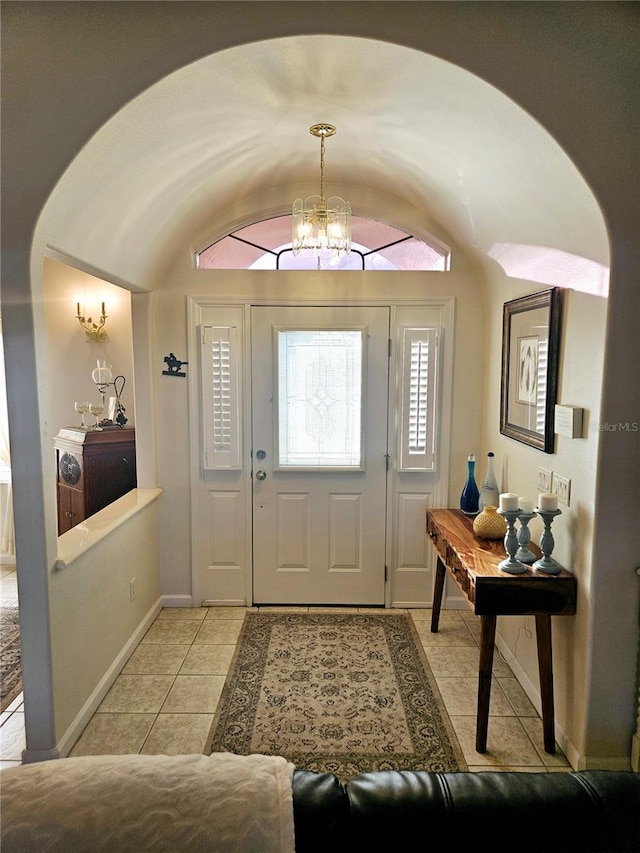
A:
75 299 108 342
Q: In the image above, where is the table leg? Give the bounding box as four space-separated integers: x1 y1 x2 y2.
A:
431 556 446 633
535 614 556 754
476 614 497 753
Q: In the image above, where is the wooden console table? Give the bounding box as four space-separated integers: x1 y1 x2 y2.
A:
426 508 576 754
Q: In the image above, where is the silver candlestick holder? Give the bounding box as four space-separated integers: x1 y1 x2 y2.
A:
516 512 537 564
533 508 562 574
497 508 527 574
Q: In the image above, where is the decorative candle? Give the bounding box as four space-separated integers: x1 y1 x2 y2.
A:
76 301 81 318
519 498 534 514
499 493 519 511
538 493 558 511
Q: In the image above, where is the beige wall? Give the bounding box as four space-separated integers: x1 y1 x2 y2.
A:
43 258 134 437
479 260 607 766
51 493 162 749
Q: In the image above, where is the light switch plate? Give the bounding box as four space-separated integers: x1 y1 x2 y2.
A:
552 473 571 506
537 466 552 492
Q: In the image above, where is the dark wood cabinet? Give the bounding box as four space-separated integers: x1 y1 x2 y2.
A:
55 427 137 534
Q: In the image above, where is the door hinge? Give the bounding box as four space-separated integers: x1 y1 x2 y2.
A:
384 452 391 471
384 564 388 582
388 338 392 357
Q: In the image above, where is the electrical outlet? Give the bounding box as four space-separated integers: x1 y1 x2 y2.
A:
537 466 552 492
129 578 136 602
552 473 571 506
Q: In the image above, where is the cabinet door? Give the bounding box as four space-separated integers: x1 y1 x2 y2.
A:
85 445 137 516
57 486 84 534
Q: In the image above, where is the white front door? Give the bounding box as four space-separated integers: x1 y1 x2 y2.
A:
251 306 390 605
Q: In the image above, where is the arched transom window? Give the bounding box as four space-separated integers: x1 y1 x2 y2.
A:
197 215 450 271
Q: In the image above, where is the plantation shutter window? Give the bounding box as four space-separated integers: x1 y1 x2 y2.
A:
201 324 242 469
399 327 439 471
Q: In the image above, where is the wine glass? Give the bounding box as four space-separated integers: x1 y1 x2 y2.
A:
89 402 104 430
74 401 90 430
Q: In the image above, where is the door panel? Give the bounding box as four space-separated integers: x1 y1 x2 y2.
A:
251 306 390 605
329 493 362 568
276 492 310 567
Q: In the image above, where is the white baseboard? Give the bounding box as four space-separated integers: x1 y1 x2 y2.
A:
52 597 163 759
161 594 194 608
444 594 468 610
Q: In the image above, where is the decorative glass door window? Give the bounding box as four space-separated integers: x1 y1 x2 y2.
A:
277 329 364 469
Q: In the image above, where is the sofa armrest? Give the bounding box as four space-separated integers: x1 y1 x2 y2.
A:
346 770 640 852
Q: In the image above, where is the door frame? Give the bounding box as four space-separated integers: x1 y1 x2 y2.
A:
187 294 455 609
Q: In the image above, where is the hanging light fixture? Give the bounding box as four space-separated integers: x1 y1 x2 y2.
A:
292 123 351 258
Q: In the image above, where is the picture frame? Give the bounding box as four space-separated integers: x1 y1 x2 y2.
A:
500 288 562 453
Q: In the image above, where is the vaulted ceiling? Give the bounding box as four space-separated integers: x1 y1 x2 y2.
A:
36 35 607 289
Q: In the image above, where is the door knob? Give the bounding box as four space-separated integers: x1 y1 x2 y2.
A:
255 470 267 480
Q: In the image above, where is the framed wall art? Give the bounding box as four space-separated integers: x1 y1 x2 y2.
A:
500 288 562 453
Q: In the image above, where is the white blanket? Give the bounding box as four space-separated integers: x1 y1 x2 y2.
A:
0 752 296 852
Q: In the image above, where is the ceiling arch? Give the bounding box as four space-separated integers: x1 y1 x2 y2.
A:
35 35 608 290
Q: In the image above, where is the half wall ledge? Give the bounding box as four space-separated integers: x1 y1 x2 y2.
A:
54 487 163 570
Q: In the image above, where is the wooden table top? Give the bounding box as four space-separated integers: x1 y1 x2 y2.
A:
426 508 577 616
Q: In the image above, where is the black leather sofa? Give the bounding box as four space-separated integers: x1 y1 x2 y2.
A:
293 768 640 853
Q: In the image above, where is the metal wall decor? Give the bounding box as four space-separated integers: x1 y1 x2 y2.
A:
162 353 188 377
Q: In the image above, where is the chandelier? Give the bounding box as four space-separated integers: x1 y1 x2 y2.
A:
292 123 351 258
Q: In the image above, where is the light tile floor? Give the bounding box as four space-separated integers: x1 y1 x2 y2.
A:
1 568 571 772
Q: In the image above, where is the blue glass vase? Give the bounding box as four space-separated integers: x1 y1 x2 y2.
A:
460 453 480 516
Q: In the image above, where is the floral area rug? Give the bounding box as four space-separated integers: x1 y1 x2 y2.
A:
0 606 22 712
206 612 467 781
